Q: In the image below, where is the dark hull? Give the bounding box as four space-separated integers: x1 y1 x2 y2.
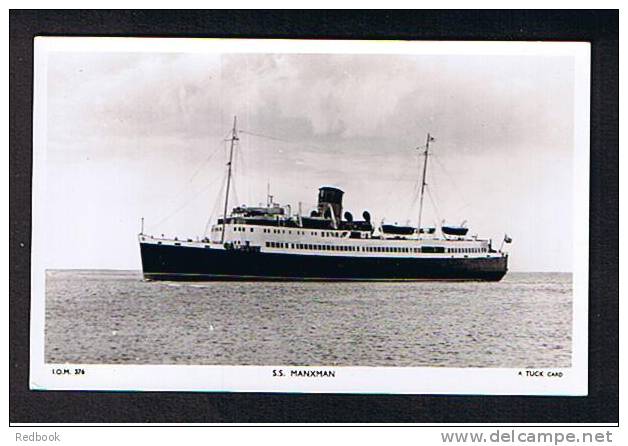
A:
140 243 508 282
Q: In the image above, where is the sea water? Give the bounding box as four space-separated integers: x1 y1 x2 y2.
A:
45 270 572 367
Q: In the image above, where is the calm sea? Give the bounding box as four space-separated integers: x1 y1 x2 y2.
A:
45 270 572 367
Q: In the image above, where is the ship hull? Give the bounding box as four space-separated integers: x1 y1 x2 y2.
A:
139 243 508 282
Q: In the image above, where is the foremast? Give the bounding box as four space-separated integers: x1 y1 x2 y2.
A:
221 116 238 243
417 133 434 238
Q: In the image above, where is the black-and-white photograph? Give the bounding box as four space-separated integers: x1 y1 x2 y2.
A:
30 38 590 394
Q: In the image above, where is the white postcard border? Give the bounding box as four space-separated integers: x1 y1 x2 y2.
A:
29 38 590 395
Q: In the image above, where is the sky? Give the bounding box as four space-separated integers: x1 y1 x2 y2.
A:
38 46 577 271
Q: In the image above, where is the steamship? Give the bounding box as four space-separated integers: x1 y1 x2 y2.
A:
139 118 510 281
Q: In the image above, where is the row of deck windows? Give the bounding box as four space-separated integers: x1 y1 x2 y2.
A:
234 226 347 236
267 242 359 251
322 231 344 237
448 247 486 253
262 228 319 236
264 242 488 254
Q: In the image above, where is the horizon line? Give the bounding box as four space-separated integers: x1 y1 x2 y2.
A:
44 268 574 274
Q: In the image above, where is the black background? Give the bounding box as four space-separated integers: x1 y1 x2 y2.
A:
9 10 618 423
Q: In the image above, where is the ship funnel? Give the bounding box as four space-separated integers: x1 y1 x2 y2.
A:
317 187 344 221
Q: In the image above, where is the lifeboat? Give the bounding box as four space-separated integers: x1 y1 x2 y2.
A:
441 226 469 236
381 224 415 236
